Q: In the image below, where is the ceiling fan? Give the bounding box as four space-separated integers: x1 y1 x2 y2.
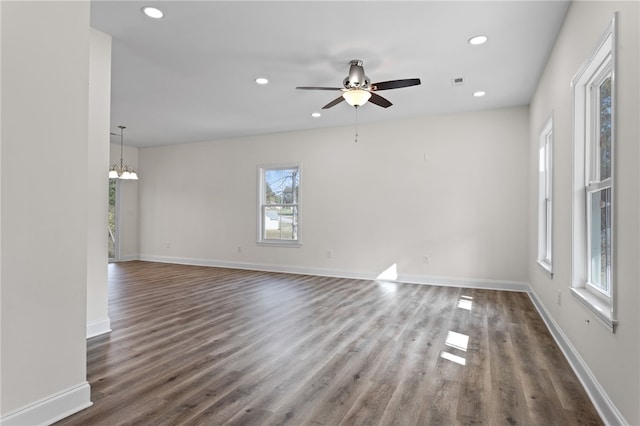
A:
296 59 421 109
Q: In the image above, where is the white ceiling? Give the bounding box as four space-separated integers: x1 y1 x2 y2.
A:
90 1 570 148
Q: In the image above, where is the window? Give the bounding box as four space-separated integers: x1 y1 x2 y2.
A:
258 164 300 245
571 16 617 331
537 115 553 274
586 73 612 296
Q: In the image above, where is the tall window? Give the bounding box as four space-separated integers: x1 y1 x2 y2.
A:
537 116 553 273
258 164 300 245
108 178 118 261
571 16 616 331
587 74 612 295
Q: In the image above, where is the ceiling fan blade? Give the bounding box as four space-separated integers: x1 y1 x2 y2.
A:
368 92 393 108
322 96 345 109
296 86 343 91
371 78 421 91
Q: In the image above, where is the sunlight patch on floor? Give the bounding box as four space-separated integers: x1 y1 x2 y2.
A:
376 263 398 281
445 330 469 352
440 351 466 366
458 295 473 311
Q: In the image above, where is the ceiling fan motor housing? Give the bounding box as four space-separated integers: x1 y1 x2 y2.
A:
343 59 370 89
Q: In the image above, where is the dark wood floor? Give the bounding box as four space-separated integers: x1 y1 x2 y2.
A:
56 261 602 425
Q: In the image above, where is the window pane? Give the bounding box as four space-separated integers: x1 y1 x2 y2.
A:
598 76 612 180
537 118 553 270
265 168 299 205
264 205 298 240
589 187 611 293
545 199 552 261
108 178 117 259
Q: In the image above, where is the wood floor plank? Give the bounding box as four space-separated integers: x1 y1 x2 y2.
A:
54 261 603 426
454 289 492 425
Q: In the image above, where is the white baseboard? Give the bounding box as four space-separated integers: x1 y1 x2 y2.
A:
86 317 111 339
0 382 91 426
117 254 139 261
527 289 627 426
397 272 529 292
138 254 529 293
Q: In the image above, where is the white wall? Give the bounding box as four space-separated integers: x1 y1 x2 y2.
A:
139 106 529 288
87 28 111 338
528 1 639 424
1 0 92 422
109 143 139 261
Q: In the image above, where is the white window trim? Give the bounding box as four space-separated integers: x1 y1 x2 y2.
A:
570 15 617 332
257 162 302 247
537 114 553 275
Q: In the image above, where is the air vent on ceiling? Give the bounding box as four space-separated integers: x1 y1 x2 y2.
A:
451 77 465 87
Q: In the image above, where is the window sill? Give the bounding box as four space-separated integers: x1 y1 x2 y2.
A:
537 260 553 277
257 241 302 248
570 287 617 332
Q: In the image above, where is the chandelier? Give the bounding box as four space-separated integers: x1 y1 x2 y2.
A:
108 126 138 180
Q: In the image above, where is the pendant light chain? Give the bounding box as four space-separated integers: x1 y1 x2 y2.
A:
119 126 125 170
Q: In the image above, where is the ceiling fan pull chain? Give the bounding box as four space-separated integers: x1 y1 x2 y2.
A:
354 106 359 143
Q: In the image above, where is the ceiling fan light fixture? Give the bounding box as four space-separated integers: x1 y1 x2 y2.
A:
343 89 371 107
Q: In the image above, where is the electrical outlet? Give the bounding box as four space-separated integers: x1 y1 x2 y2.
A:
423 255 429 264
165 241 171 249
327 250 333 259
557 290 562 306
237 246 242 253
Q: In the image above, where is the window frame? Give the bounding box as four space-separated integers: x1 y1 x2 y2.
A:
257 163 302 247
537 115 554 274
570 15 617 331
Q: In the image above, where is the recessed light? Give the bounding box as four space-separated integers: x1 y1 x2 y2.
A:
311 112 321 118
468 35 488 45
142 6 164 19
473 91 486 97
255 77 269 85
